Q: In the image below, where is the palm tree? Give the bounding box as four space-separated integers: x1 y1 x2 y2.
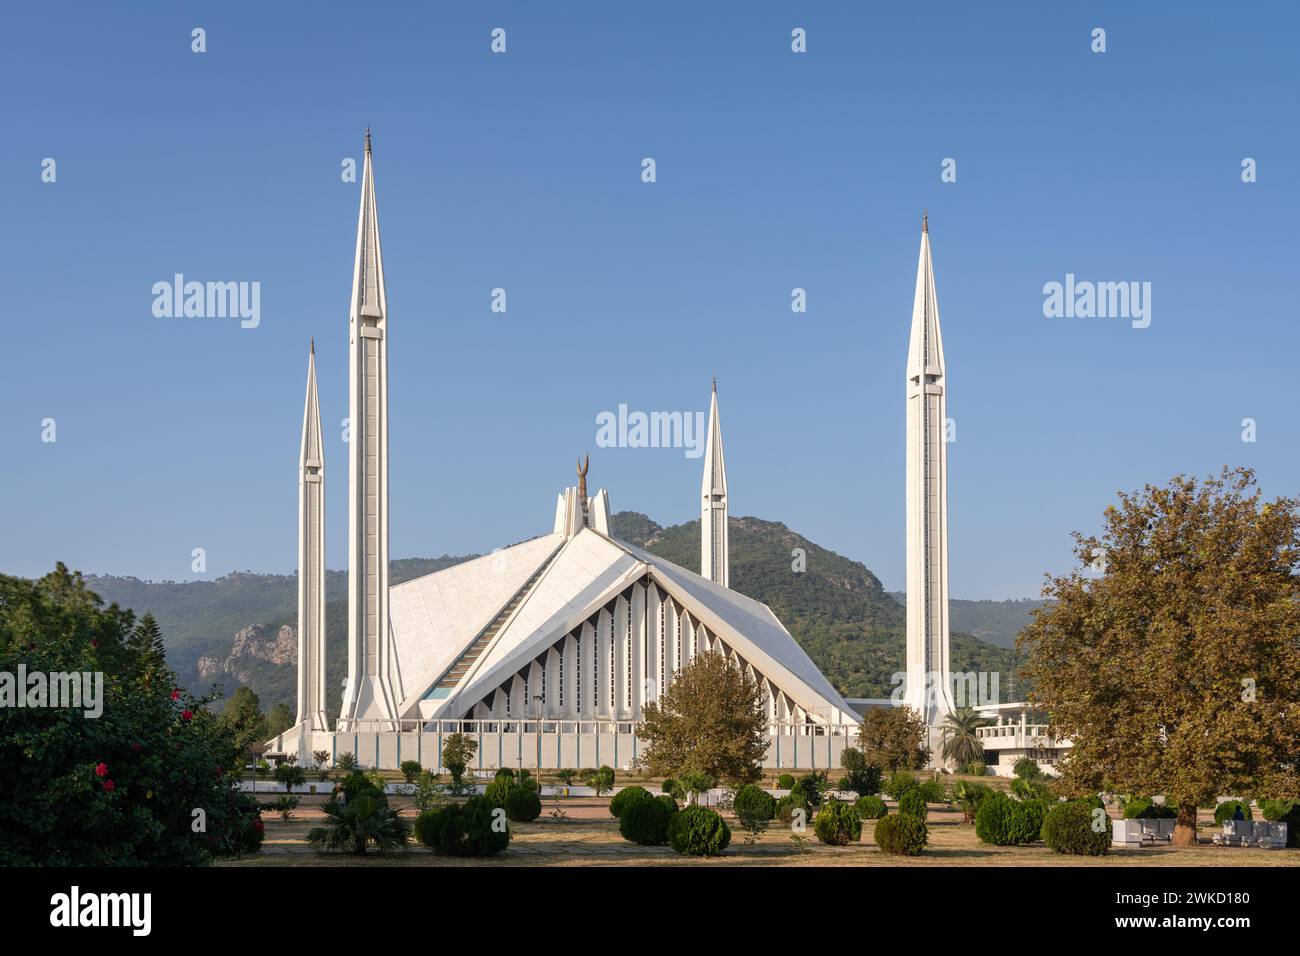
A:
939 707 990 768
307 793 411 855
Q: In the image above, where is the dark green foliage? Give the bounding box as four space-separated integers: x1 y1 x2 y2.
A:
777 773 796 790
619 793 678 845
733 784 776 827
774 793 809 826
504 786 542 823
441 733 476 785
0 565 265 865
882 771 918 799
898 790 928 820
915 777 948 804
1213 800 1253 824
307 782 411 856
668 805 731 856
975 793 1043 846
837 747 881 797
964 760 988 776
813 801 862 846
1123 796 1178 819
609 785 653 818
335 752 358 773
855 795 888 820
584 765 615 796
1042 801 1111 856
796 771 828 808
1011 776 1054 802
1257 798 1293 821
414 796 509 857
400 760 422 783
1012 757 1043 781
274 762 306 793
661 777 678 794
952 780 994 824
873 813 928 855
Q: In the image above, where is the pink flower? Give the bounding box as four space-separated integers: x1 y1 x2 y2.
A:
95 762 108 777
102 779 115 792
181 709 193 722
90 639 99 648
171 689 180 701
131 742 142 753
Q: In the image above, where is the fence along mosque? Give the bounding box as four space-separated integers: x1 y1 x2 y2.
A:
268 132 954 772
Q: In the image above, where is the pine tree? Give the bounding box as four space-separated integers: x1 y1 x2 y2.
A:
128 612 166 676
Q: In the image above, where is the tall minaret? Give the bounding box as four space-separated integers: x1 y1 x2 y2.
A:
700 378 729 588
339 130 400 726
905 212 953 739
296 340 328 732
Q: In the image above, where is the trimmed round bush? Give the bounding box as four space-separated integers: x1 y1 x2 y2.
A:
619 794 678 845
1042 801 1111 856
916 778 948 804
733 785 776 828
855 795 887 820
494 768 515 782
1213 800 1253 824
660 778 678 794
813 801 862 846
668 805 731 856
874 812 927 855
1010 799 1048 844
774 793 809 826
609 785 653 818
1123 796 1177 819
777 773 796 790
504 786 542 822
415 796 509 857
975 794 1043 846
964 760 987 776
898 789 928 820
883 771 918 799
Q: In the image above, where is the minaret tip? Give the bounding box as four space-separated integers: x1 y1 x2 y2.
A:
712 376 717 393
310 337 315 355
365 128 372 153
922 210 928 233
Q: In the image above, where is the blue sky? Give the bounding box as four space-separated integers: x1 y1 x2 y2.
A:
2 2 1296 599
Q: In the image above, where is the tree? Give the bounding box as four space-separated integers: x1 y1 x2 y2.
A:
1019 468 1300 846
126 612 166 678
441 733 477 786
939 708 989 768
221 686 267 768
857 705 928 772
638 651 767 785
584 766 615 796
264 702 294 739
312 750 331 781
275 762 306 793
837 747 881 797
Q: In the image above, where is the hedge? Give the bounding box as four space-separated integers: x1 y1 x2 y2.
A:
668 805 731 856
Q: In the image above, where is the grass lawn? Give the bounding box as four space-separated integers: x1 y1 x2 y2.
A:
220 791 1295 867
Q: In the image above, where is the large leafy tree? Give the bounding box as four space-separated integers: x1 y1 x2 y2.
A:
857 704 928 772
638 651 768 785
1020 468 1300 845
0 566 263 864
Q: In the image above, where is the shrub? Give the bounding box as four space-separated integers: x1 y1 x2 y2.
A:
975 794 1043 846
774 793 810 826
952 781 993 824
1258 799 1295 822
275 762 307 793
413 770 444 812
916 777 948 804
619 794 678 846
733 784 776 825
1124 796 1178 819
668 805 731 856
661 777 678 794
335 752 358 773
777 773 796 790
838 747 881 797
855 795 888 820
307 788 411 855
898 789 928 820
400 760 423 784
1012 757 1043 780
874 813 927 855
883 771 918 799
678 770 716 804
271 794 300 822
1213 800 1253 824
964 760 987 776
584 765 615 796
814 801 862 846
414 796 509 857
796 771 828 808
1041 801 1110 856
554 768 578 787
609 785 653 818
441 732 477 785
503 786 541 823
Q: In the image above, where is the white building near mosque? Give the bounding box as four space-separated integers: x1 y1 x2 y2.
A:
268 134 859 772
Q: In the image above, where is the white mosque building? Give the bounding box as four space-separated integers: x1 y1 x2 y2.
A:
268 133 973 773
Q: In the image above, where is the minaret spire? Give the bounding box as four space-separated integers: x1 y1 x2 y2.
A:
700 379 729 588
296 343 328 732
340 130 399 727
905 215 952 749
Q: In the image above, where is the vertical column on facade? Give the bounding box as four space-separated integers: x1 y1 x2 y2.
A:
562 633 578 718
630 583 645 719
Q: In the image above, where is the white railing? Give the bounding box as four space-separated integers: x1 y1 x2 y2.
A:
332 718 856 737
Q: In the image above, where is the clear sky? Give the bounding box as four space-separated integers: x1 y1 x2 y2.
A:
2 2 1296 599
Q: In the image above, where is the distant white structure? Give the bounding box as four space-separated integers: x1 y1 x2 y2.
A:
339 130 400 728
904 212 954 743
295 341 328 731
267 136 858 770
700 379 729 588
973 702 1073 777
